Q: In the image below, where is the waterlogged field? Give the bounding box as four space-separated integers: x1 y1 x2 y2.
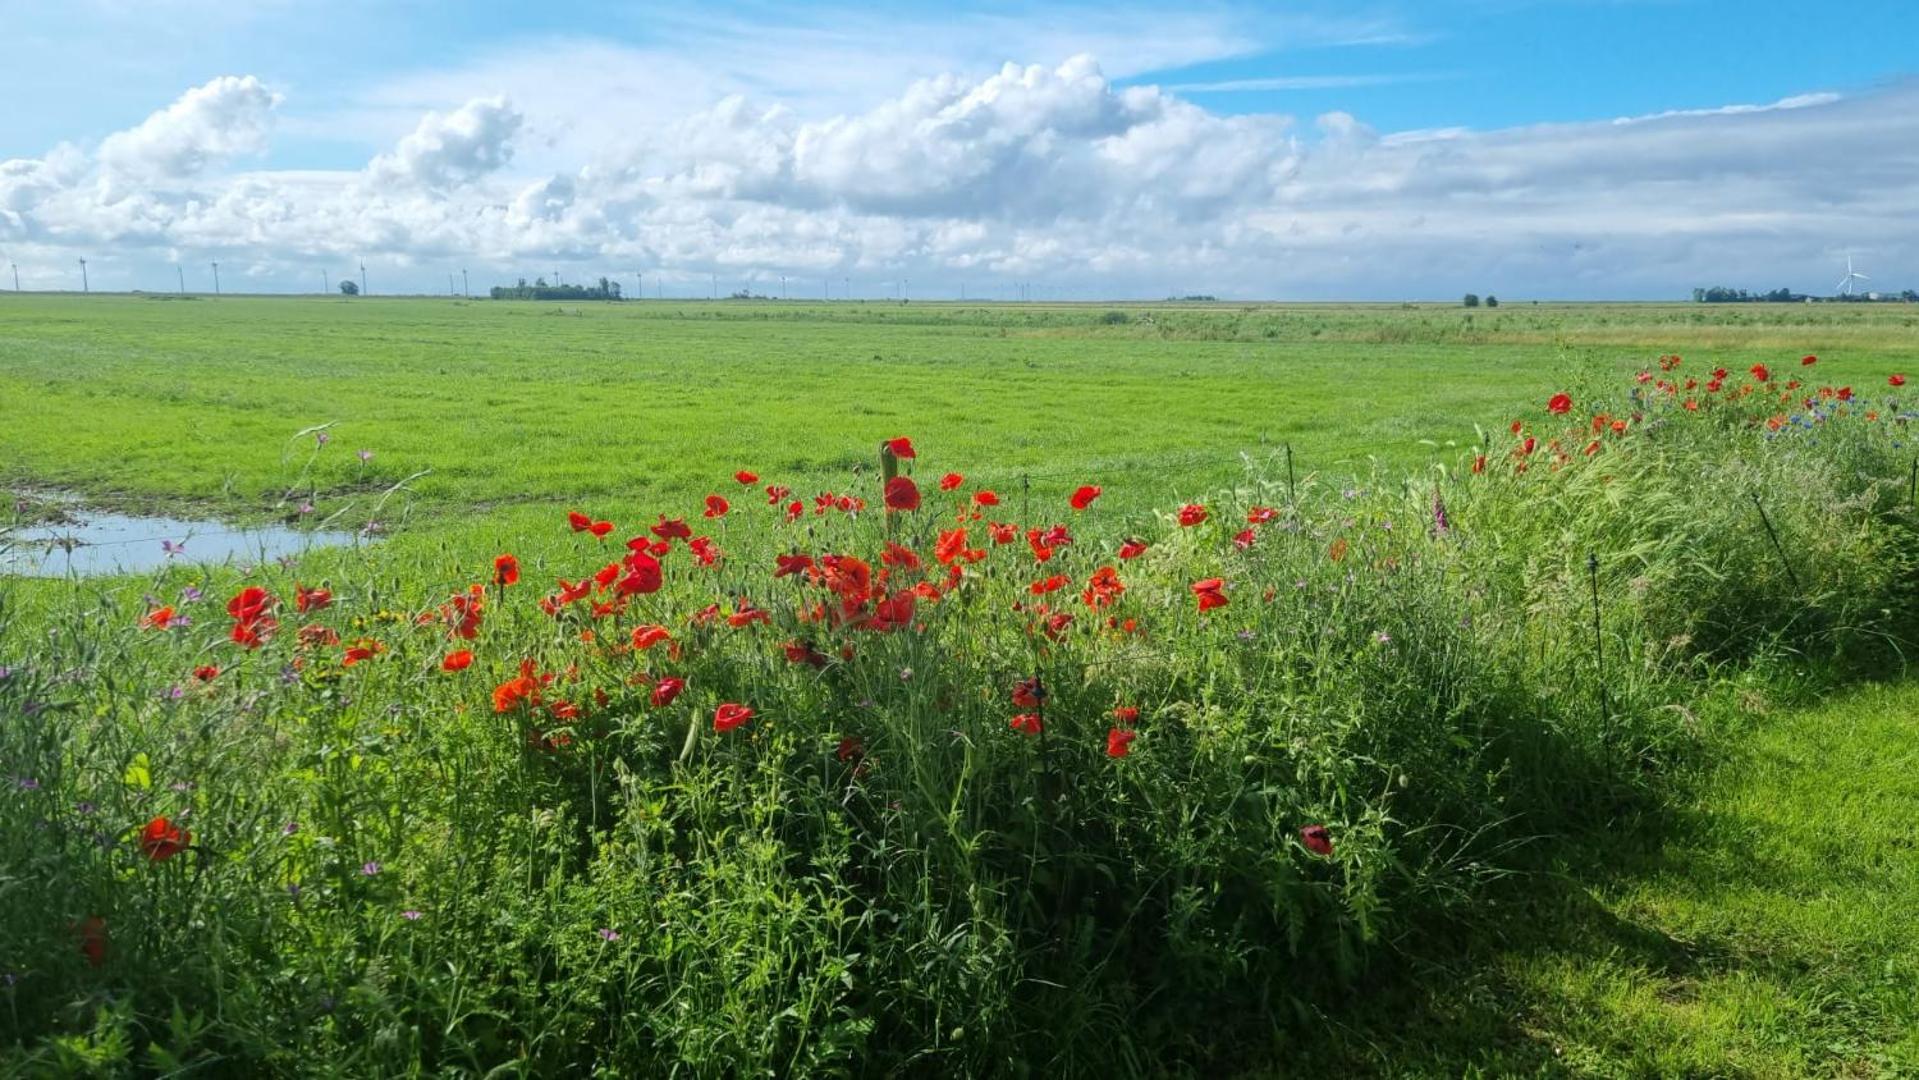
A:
3 296 1919 1075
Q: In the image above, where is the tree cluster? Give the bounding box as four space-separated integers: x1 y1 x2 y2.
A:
489 277 624 301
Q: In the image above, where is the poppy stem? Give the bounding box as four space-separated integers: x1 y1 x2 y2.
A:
879 441 900 539
677 709 701 764
1587 551 1607 724
1750 494 1803 592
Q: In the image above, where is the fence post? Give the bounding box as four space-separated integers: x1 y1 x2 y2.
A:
1750 494 1803 592
1588 552 1607 723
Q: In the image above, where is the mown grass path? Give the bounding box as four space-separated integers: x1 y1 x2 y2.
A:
1306 681 1919 1077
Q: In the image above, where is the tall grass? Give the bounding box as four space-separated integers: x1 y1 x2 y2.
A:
2 359 1915 1075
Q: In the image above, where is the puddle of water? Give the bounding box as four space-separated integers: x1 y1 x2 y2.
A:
2 510 366 578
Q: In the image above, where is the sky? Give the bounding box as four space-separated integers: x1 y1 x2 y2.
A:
2 0 1915 300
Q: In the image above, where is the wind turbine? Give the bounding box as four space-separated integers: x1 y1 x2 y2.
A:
78 258 88 293
1837 254 1870 298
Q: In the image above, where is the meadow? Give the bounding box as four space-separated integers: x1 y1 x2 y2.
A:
3 295 1918 1076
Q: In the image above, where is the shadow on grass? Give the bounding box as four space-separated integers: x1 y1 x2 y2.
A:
1261 681 1919 1077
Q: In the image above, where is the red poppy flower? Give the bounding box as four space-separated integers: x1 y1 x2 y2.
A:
494 554 520 587
140 606 176 630
192 665 220 681
227 587 279 649
77 916 108 968
1892 374 1907 387
1112 705 1139 724
1009 713 1042 736
988 522 1017 545
765 484 791 505
940 472 964 491
1750 363 1771 382
342 639 385 667
493 661 544 713
227 586 274 623
441 650 474 672
688 536 721 566
1177 504 1208 527
1029 574 1070 595
1106 727 1137 758
884 475 921 512
1801 354 1817 366
1081 565 1125 609
1246 506 1277 525
1192 578 1228 612
1232 528 1256 550
886 437 916 459
1025 528 1056 563
1012 676 1046 708
785 639 829 668
295 585 332 613
1070 485 1102 510
630 625 672 650
568 510 594 532
735 470 759 485
1547 393 1573 415
934 528 985 566
1328 537 1349 563
650 677 685 708
835 736 864 762
1471 454 1487 474
973 490 1000 507
1299 825 1334 857
774 552 815 578
714 703 755 733
728 600 771 628
139 815 190 861
651 517 691 541
881 541 922 570
1117 538 1149 560
703 495 730 518
616 551 663 595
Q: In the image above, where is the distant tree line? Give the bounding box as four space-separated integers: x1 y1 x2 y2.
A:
489 277 623 301
1692 286 1800 303
1692 286 1917 303
1462 294 1497 308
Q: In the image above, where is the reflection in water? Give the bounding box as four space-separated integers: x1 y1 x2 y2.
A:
2 510 366 577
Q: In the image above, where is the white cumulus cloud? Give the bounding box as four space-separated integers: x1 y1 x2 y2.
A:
368 96 524 190
96 75 281 180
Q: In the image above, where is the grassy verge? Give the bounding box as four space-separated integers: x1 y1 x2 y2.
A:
1302 679 1919 1077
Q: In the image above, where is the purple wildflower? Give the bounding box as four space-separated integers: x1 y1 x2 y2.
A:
361 861 381 876
401 910 422 921
597 927 621 942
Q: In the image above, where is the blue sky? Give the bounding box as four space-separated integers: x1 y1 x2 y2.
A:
2 0 1915 298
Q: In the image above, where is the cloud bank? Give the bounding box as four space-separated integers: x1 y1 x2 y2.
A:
2 59 1914 298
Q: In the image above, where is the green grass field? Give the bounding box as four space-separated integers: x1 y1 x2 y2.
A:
3 295 1917 1075
4 295 1915 531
